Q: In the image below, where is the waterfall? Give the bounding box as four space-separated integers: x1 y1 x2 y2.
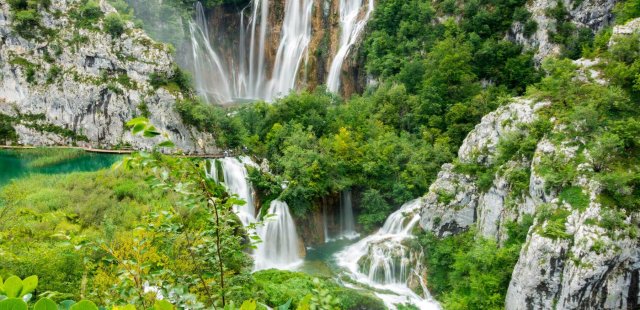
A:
254 200 303 270
189 3 233 104
207 158 302 271
335 198 439 309
338 189 359 239
323 203 329 242
267 0 314 99
188 0 313 104
208 157 256 226
326 0 374 93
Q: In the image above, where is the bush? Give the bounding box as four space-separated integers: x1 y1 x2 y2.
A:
252 270 384 310
104 13 125 37
81 0 103 20
420 228 524 310
13 9 40 29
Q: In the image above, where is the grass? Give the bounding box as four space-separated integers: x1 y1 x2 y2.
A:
559 186 590 211
0 169 170 298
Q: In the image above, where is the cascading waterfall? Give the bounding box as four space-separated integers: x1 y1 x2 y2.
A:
208 157 302 271
338 189 359 239
254 200 303 270
326 0 374 93
335 198 439 309
188 0 314 103
207 157 256 226
266 0 314 99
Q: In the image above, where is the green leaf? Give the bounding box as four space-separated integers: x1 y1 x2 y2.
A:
2 277 22 298
157 140 175 148
276 299 292 310
111 305 135 310
33 298 57 310
58 300 76 310
143 129 161 138
19 276 37 297
152 300 173 310
126 117 148 127
0 298 27 310
239 300 256 310
69 300 98 310
132 123 146 135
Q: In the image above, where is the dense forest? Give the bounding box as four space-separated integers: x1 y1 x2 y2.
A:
1 0 639 309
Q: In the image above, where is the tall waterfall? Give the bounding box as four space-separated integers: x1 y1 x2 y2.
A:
338 189 359 239
335 198 439 309
267 0 314 99
208 158 302 271
254 200 303 270
326 0 374 93
208 157 256 226
188 0 313 103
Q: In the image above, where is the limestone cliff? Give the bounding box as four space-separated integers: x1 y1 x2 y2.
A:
0 0 216 153
508 0 618 62
418 19 640 308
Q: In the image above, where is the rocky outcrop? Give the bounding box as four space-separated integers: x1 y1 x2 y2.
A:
419 53 640 308
420 98 548 240
0 0 216 153
507 0 618 62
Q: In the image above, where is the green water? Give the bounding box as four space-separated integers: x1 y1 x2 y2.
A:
0 149 122 187
299 238 360 277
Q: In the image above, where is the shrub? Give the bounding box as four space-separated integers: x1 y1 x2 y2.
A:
81 0 103 20
104 13 125 37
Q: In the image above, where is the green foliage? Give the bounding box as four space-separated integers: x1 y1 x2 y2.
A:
613 0 640 24
251 270 384 310
0 298 27 310
46 66 62 84
358 189 392 231
7 0 48 38
537 205 572 240
0 114 17 144
420 227 525 310
175 98 246 148
559 186 590 211
546 2 594 59
80 1 103 20
33 298 58 310
9 57 38 84
104 13 126 37
149 65 193 95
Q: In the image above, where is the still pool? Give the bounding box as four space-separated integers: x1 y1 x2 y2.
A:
0 148 122 187
298 237 361 277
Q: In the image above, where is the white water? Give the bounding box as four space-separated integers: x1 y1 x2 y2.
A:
267 0 314 99
208 157 256 226
208 158 301 271
254 200 303 270
335 198 439 309
326 0 374 93
189 5 234 104
338 189 359 239
189 0 313 103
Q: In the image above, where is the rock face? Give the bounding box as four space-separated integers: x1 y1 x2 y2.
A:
420 98 548 240
420 97 640 308
507 0 617 62
0 0 216 153
418 55 640 308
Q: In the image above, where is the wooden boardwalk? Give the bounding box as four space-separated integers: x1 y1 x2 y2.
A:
0 145 228 158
